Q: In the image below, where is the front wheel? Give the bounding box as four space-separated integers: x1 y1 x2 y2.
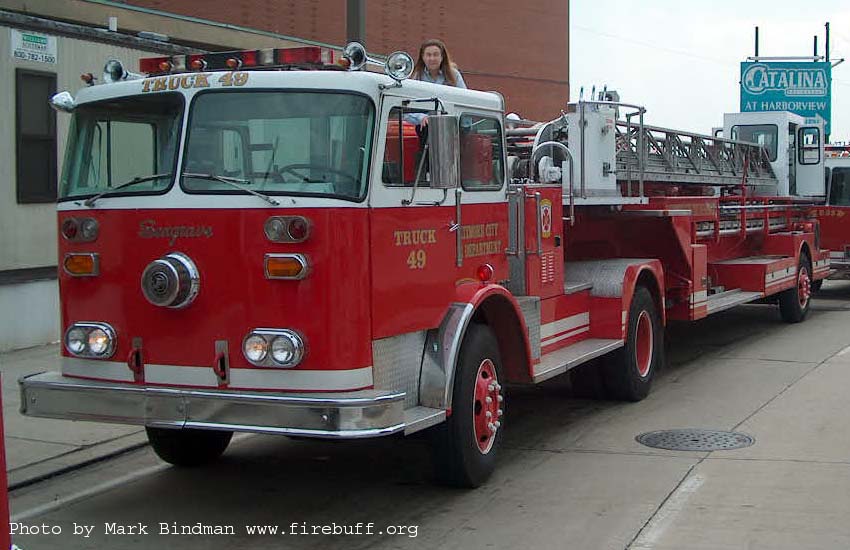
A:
146 427 232 467
778 254 812 323
602 286 663 401
430 324 504 488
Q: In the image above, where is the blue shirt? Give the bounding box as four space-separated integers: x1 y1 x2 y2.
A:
405 68 467 125
417 67 467 89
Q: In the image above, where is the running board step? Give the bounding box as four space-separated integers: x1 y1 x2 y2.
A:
404 406 446 435
706 289 763 315
532 338 624 384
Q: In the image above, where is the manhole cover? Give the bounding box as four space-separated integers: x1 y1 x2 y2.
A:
636 429 754 451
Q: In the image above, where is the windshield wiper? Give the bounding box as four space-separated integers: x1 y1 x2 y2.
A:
182 173 280 206
82 173 172 207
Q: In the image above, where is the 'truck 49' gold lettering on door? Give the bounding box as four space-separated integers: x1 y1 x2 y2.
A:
394 229 437 270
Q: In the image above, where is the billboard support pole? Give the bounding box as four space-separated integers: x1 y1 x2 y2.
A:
755 26 759 58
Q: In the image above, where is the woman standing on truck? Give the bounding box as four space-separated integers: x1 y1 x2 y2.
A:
412 39 467 89
407 39 467 130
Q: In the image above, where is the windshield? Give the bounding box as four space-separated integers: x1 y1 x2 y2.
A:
59 93 183 200
731 124 778 162
182 91 374 201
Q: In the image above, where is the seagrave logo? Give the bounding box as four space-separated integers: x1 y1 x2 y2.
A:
742 64 828 97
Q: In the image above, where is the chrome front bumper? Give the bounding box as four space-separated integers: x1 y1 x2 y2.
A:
19 372 417 438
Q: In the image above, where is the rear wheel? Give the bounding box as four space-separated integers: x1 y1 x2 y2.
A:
146 427 232 467
779 253 812 323
811 279 824 293
602 286 663 401
431 324 504 488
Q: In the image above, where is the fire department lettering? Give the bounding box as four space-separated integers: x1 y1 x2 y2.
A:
142 73 212 93
393 229 437 246
461 223 501 258
139 220 214 245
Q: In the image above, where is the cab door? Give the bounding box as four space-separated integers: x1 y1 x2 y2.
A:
369 96 509 338
796 125 825 197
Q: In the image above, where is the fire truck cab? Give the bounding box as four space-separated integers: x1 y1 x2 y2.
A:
19 44 829 487
819 145 850 281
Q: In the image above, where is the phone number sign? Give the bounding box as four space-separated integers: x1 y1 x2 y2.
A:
10 29 57 64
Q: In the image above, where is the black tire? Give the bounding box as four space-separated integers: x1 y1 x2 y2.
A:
779 253 812 323
431 324 504 488
146 427 232 467
602 286 663 402
811 279 824 293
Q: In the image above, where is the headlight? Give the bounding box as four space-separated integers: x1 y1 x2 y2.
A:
271 333 304 367
87 328 111 355
243 335 269 364
243 329 305 368
66 327 87 354
64 322 116 358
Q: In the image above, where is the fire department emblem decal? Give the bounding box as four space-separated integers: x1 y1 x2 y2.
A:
541 199 552 239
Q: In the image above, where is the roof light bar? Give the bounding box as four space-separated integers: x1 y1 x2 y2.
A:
139 47 337 75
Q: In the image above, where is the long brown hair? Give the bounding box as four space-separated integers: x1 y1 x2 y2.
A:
413 39 458 86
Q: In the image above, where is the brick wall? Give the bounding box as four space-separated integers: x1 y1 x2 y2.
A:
122 0 569 120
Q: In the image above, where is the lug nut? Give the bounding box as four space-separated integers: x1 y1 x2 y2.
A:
497 409 503 417
486 396 493 404
488 422 495 431
494 421 501 428
497 395 504 402
485 411 492 418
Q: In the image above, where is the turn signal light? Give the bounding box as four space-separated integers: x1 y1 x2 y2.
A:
264 254 309 280
63 253 100 277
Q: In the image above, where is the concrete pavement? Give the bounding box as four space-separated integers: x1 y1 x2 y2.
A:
0 344 146 488
5 280 850 550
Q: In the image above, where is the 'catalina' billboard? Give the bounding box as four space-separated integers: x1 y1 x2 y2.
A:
740 61 832 135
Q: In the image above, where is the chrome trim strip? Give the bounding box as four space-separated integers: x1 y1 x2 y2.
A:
145 365 219 387
61 360 374 392
540 312 590 340
229 365 373 391
61 356 133 382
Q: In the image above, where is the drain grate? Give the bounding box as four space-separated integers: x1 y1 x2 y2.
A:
636 429 754 451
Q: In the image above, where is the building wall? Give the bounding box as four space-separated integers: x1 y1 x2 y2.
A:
120 0 570 120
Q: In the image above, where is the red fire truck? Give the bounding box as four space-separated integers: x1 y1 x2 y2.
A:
816 144 850 284
20 43 829 487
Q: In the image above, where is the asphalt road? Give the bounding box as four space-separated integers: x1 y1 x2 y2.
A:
9 280 850 550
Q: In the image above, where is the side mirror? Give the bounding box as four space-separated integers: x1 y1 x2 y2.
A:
50 91 76 113
427 114 459 189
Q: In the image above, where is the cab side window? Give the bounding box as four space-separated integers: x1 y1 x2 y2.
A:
799 127 821 165
382 106 429 187
459 114 504 190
